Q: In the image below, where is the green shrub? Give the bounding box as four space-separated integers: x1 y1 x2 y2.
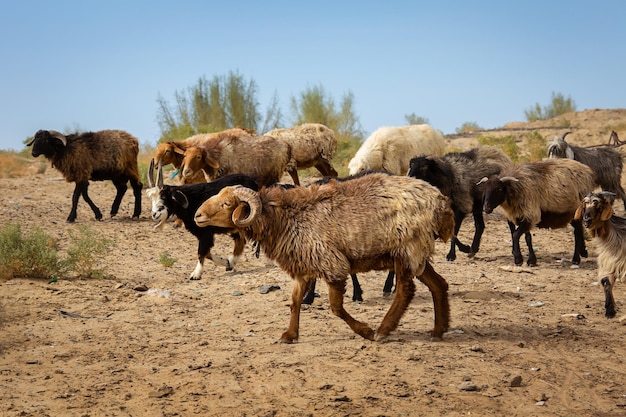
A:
159 252 177 267
61 226 114 278
456 122 483 134
0 223 60 280
524 131 547 162
477 134 520 163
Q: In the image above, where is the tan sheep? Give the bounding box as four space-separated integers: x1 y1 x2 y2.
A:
153 127 255 183
180 134 296 187
266 123 338 185
480 158 596 266
194 172 454 343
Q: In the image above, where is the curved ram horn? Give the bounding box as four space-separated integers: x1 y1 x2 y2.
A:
231 186 262 227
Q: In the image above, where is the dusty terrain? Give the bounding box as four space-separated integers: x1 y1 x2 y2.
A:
1 109 626 416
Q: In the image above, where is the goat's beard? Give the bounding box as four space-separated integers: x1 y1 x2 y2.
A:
151 208 168 230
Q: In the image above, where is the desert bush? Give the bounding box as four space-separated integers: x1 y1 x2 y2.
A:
456 121 483 134
477 134 521 163
525 92 576 122
159 252 177 267
61 226 114 279
524 131 547 161
0 223 60 280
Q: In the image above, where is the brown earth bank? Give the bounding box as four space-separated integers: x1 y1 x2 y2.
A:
1 109 626 416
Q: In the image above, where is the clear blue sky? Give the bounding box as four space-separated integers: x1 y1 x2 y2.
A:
1 0 624 151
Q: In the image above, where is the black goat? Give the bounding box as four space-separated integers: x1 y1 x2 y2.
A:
28 129 142 222
146 159 259 280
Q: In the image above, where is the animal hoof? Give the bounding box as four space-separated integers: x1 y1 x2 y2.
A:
280 332 298 344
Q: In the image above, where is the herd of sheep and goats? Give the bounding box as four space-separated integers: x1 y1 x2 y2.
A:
25 123 626 343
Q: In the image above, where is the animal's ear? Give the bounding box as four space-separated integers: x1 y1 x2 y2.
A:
232 202 250 223
172 190 190 208
172 144 185 155
573 203 584 221
600 202 614 221
203 153 220 169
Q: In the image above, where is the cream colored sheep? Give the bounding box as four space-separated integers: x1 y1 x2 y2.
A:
348 124 446 175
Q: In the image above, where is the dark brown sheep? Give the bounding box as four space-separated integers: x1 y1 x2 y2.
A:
28 129 142 222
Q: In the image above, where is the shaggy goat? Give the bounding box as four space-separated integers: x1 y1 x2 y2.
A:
194 172 455 343
266 123 338 185
408 146 512 261
146 159 259 280
180 134 296 186
574 192 626 318
480 158 595 266
547 132 626 210
27 129 142 223
154 127 255 183
348 124 446 175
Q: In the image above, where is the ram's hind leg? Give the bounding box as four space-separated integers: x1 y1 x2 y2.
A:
416 261 450 339
376 268 416 341
327 280 375 341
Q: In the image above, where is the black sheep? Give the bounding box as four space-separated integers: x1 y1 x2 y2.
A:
28 129 143 222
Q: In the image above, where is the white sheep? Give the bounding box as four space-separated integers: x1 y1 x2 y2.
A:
348 124 446 175
194 172 455 343
266 123 338 185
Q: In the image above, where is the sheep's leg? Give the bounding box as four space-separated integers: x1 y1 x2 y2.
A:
601 275 617 318
71 181 102 222
110 179 128 218
129 177 143 218
508 221 530 266
375 268 416 341
416 261 450 339
447 210 466 261
314 161 338 178
302 279 317 305
280 278 309 343
469 202 486 256
571 219 587 264
287 168 300 186
350 274 363 302
382 270 395 297
523 231 536 266
327 280 375 341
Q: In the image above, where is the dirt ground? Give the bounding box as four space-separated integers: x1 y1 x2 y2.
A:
2 110 626 416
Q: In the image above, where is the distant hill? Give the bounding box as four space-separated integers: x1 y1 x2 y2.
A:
446 108 626 149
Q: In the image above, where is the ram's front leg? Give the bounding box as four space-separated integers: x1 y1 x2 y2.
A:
280 278 308 343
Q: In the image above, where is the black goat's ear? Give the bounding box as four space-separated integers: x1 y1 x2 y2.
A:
172 190 190 209
573 203 584 221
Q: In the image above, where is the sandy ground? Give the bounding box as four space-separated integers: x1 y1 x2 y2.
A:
2 111 626 416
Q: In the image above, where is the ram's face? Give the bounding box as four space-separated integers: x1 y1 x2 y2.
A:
145 186 169 230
